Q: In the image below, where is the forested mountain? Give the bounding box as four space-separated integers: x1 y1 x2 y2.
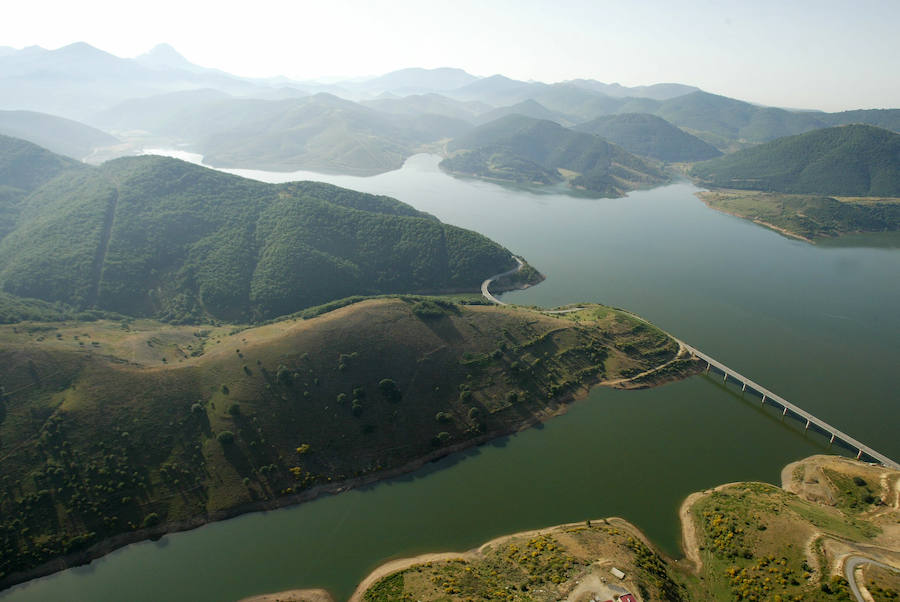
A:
574 113 722 162
0 137 523 321
442 115 667 196
0 110 118 159
690 125 900 195
0 135 88 240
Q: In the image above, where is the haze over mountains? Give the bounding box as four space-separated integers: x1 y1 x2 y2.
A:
0 41 898 195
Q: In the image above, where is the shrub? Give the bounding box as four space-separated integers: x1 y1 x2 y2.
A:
433 431 451 446
142 513 160 528
336 393 348 404
378 378 401 402
190 403 204 414
853 476 867 487
435 411 453 423
228 403 240 416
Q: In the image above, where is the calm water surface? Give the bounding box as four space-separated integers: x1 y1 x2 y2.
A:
4 154 898 602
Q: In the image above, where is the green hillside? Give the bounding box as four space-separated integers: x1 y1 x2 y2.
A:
0 110 118 160
0 139 528 322
443 115 668 196
690 125 900 196
0 135 88 240
0 299 695 586
575 113 722 162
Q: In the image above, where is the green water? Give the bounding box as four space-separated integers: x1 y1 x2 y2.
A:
4 154 898 601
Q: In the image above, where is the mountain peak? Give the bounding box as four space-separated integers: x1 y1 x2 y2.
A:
136 43 194 70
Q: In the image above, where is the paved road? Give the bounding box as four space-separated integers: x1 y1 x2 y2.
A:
481 256 525 305
844 555 900 602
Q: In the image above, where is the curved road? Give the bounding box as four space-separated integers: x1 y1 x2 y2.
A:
844 555 900 602
481 256 525 305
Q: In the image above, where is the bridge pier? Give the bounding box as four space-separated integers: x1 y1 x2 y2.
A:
677 341 899 470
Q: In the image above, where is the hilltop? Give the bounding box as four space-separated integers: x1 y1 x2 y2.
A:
0 137 529 322
575 113 722 162
253 454 898 601
442 115 668 197
0 298 698 588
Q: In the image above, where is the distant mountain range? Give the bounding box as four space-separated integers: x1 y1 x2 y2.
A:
0 135 524 321
1 41 897 182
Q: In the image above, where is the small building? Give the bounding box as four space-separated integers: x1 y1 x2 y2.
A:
610 567 625 579
619 595 637 602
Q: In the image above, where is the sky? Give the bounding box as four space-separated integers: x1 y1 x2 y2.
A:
2 0 899 111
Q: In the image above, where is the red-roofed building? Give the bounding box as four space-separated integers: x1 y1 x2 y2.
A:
619 595 638 602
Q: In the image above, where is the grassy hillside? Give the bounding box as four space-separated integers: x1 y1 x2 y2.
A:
0 140 528 322
351 455 899 602
0 110 118 160
442 115 668 197
0 298 696 586
696 190 900 240
575 113 722 162
690 125 900 196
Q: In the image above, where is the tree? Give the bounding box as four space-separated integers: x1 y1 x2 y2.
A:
217 431 235 444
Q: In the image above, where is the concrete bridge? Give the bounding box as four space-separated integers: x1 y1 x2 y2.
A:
682 342 899 470
479 271 897 471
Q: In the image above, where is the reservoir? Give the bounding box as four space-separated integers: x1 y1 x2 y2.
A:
4 154 898 601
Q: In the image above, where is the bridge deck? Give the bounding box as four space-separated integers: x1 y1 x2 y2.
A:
682 343 899 470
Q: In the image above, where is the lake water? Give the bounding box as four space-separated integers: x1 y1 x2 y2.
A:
4 154 898 602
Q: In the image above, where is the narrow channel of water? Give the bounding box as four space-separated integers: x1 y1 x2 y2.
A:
4 153 897 602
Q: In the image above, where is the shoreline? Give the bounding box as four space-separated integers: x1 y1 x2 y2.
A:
0 332 699 594
693 191 814 242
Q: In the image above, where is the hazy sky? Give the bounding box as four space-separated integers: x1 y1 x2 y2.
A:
3 0 899 111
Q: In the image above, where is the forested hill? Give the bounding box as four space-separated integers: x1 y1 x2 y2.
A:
0 140 522 322
574 113 722 162
442 114 667 197
690 124 900 196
